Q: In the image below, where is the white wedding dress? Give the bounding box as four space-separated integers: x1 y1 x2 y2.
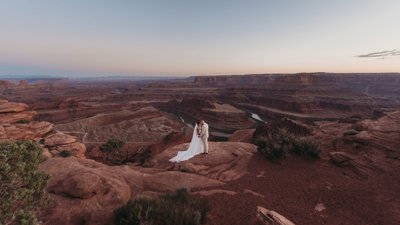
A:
169 124 204 162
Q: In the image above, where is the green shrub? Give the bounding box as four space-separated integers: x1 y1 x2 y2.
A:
59 150 72 157
179 166 190 173
139 149 152 167
114 188 209 225
100 138 125 152
352 142 361 149
256 128 320 160
291 139 321 159
256 139 286 160
39 139 45 145
115 197 156 225
16 119 30 124
268 146 286 160
0 141 50 225
343 130 359 136
255 140 268 153
15 210 37 225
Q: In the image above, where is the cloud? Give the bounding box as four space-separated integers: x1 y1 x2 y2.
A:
356 49 400 59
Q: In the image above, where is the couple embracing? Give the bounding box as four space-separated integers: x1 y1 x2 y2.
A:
170 120 209 162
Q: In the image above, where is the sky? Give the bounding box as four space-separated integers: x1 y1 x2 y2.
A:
0 0 399 77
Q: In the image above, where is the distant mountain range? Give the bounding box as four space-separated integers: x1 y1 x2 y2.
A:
0 75 60 79
0 75 185 82
71 76 183 82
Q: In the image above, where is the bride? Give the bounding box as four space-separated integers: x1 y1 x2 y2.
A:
169 121 205 162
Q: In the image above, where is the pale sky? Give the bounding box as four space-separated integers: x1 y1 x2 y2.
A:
0 0 399 77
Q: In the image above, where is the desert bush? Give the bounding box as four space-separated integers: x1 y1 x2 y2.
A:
59 150 72 157
114 197 156 225
16 119 30 124
256 128 320 160
352 142 361 149
100 138 125 152
256 139 286 160
290 139 321 159
139 149 152 167
114 188 209 225
179 166 190 173
38 139 45 145
0 141 50 225
343 129 359 136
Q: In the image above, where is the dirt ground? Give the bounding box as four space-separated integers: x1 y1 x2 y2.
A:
204 154 400 225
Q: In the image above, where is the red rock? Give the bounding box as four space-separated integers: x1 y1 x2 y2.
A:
51 142 86 158
0 101 29 113
0 111 37 124
54 107 185 143
137 131 192 164
0 121 53 140
180 98 216 109
152 142 257 182
0 81 14 87
49 172 102 199
256 206 296 225
45 131 77 146
158 99 256 130
18 80 29 87
85 143 151 165
143 171 224 192
228 129 255 143
40 157 132 225
329 152 356 166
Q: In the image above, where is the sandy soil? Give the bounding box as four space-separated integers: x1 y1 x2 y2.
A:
204 155 400 225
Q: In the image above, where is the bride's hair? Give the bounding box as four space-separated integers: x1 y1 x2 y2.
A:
196 120 201 125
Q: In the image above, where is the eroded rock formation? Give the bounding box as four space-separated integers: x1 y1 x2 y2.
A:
39 141 257 225
0 100 85 158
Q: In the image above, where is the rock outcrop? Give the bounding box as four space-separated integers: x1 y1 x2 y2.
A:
157 98 257 131
0 100 85 158
0 100 259 224
228 129 255 143
152 142 257 182
55 106 185 143
0 100 29 113
256 206 296 225
2 72 400 225
41 157 132 225
312 111 400 177
40 141 257 225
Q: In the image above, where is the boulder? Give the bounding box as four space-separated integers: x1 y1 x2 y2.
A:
45 131 77 146
39 150 243 225
329 152 356 166
256 206 295 225
40 157 133 225
153 142 257 182
228 129 255 143
51 142 86 158
49 172 102 199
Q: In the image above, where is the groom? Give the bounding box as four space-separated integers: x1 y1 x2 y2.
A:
198 120 209 154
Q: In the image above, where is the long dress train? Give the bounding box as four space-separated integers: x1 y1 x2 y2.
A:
169 124 204 162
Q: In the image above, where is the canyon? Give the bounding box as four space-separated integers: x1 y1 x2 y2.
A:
0 73 399 225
